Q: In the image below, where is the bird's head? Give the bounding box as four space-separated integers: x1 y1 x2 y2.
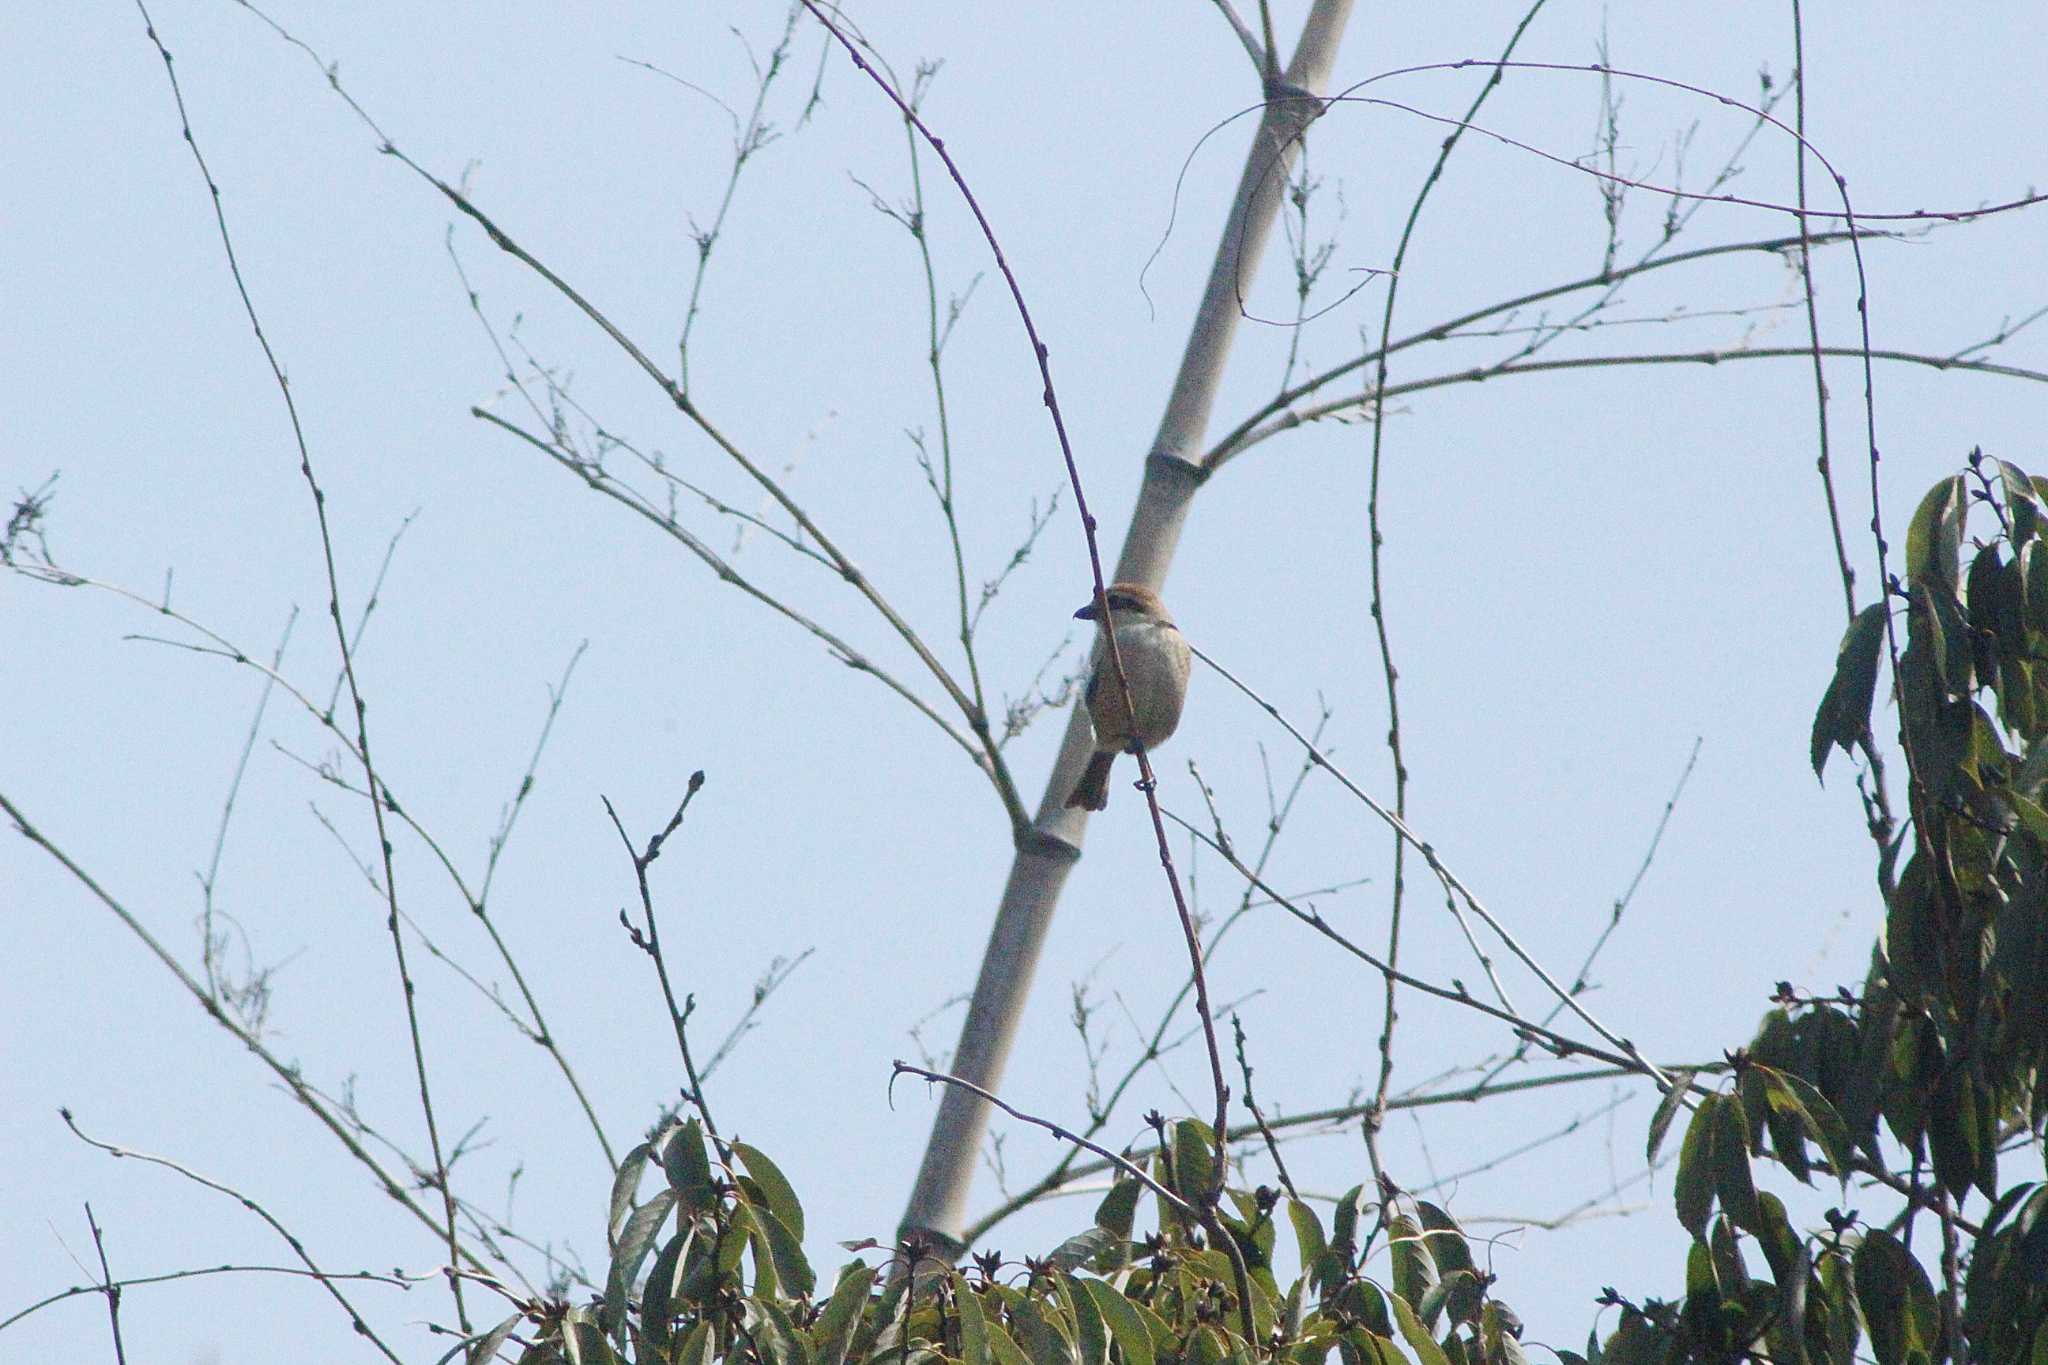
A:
1075 582 1172 624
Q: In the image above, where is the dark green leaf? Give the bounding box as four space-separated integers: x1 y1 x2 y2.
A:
1711 1091 1763 1234
1674 1093 1719 1238
1812 603 1889 779
1171 1120 1218 1203
673 1321 715 1365
987 1319 1038 1365
1998 459 2044 539
812 1262 877 1365
1057 1274 1110 1365
1389 1293 1451 1365
1759 1216 1811 1363
1852 1230 1939 1365
1387 1213 1437 1312
734 1141 805 1241
466 1313 525 1365
741 1199 815 1298
1288 1199 1328 1273
603 1188 675 1338
958 1275 995 1365
1048 1227 1119 1273
749 1295 812 1365
1413 1203 1473 1279
1007 1287 1080 1365
1078 1276 1155 1365
1967 542 2006 683
664 1119 717 1215
1905 475 1966 592
1331 1185 1367 1257
1096 1177 1140 1241
1927 1069 1980 1201
1646 1070 1696 1165
608 1140 652 1247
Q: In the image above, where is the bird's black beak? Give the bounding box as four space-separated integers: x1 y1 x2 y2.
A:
1074 602 1099 621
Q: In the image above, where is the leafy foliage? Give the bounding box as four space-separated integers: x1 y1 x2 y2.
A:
488 1117 1545 1365
1609 452 2048 1362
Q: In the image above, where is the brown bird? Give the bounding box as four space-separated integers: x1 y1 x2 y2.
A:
1067 582 1192 811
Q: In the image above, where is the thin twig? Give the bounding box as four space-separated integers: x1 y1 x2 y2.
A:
83 1204 126 1365
891 1063 1195 1219
61 1112 407 1362
1202 227 1891 470
199 608 297 1002
0 1265 416 1337
134 6 467 1324
1478 737 1701 1090
958 1064 1653 1244
605 776 719 1141
0 792 494 1282
1220 343 2048 457
1230 1016 1299 1201
1357 0 1555 1171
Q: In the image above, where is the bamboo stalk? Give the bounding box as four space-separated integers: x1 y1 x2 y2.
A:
898 0 1357 1250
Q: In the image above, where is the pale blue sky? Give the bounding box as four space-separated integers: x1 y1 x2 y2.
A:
5 3 2044 1360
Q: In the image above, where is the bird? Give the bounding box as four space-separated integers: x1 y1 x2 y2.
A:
1066 581 1192 811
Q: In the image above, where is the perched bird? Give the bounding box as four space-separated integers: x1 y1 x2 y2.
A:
1067 582 1192 811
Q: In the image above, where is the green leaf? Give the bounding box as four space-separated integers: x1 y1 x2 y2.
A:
641 1227 691 1347
1171 1120 1218 1203
749 1295 813 1365
1389 1293 1451 1365
1998 458 2044 539
1749 1193 1809 1356
1852 1230 1939 1365
673 1320 716 1365
1674 1093 1718 1238
734 1141 805 1241
1331 1185 1367 1257
664 1119 717 1215
1647 1070 1697 1165
1333 1280 1392 1338
958 1275 995 1365
2028 537 2048 639
1078 1278 1156 1365
465 1313 525 1365
1057 1274 1111 1365
1811 602 1889 779
1814 1249 1862 1365
1772 1068 1855 1183
716 1212 751 1279
1052 1225 1123 1274
1711 1090 1763 1234
603 1188 676 1338
1414 1270 1474 1335
1008 1287 1080 1365
1749 1065 1813 1184
608 1139 653 1247
1905 475 1966 592
983 1316 1038 1365
739 1198 816 1298
1096 1177 1141 1241
812 1262 877 1365
1927 1070 1979 1201
1967 541 2007 683
1413 1203 1473 1280
1387 1214 1437 1312
562 1306 620 1365
1288 1199 1328 1273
